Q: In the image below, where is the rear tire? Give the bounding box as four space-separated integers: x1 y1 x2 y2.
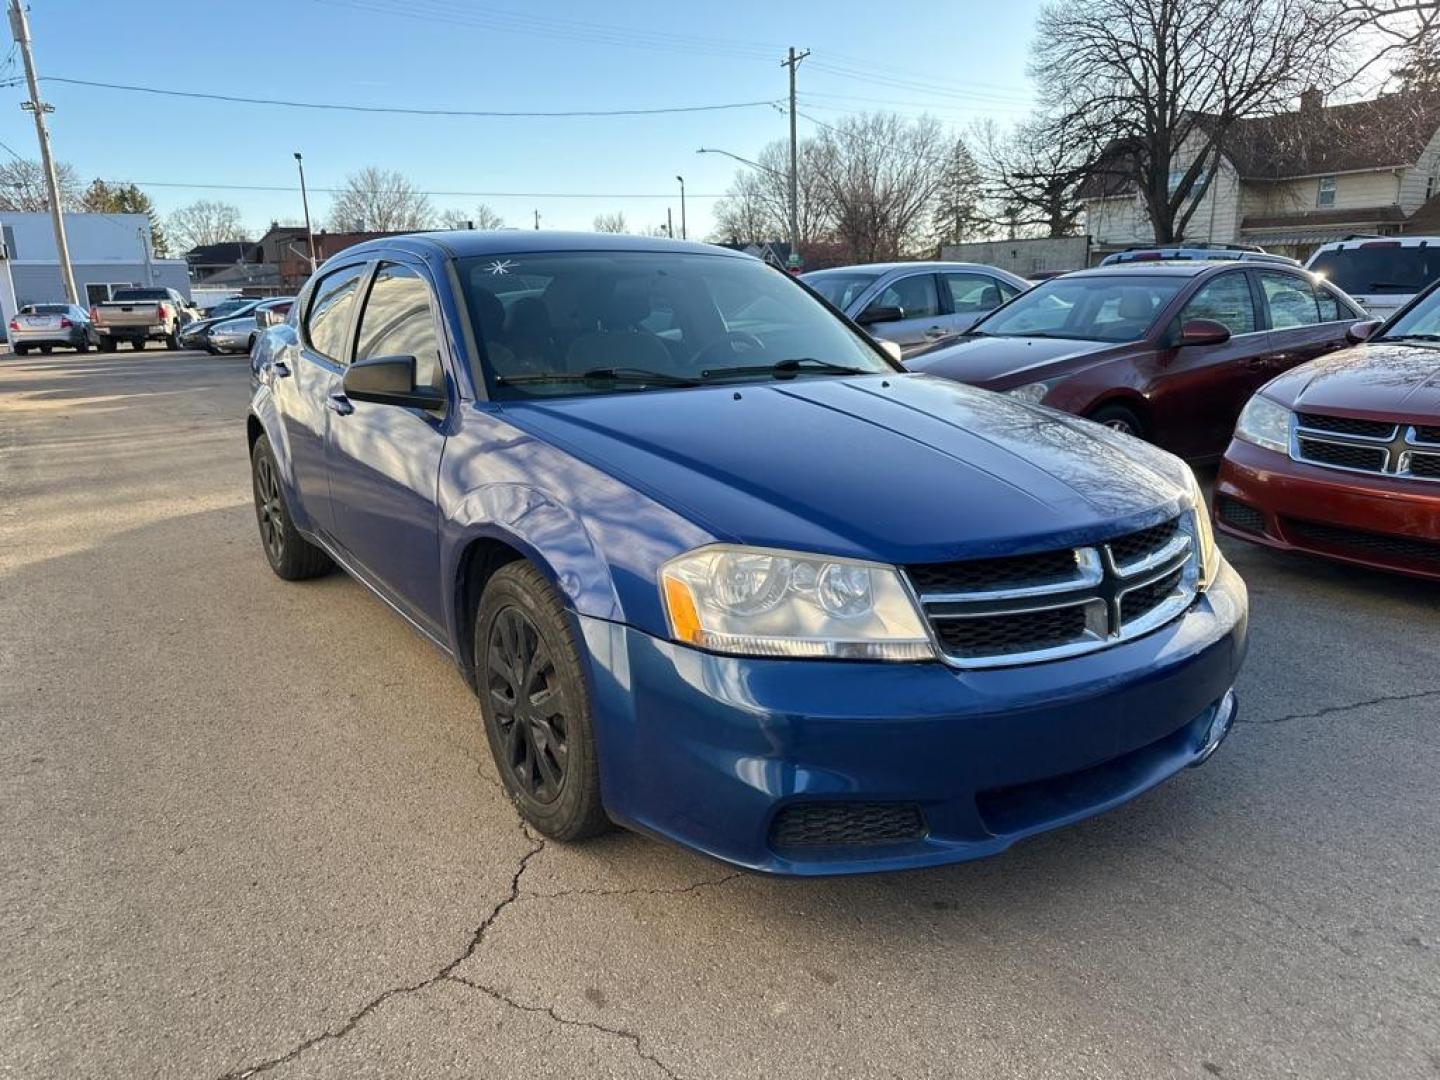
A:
40 344 52 355
1088 402 1147 440
250 435 333 581
165 325 179 350
74 338 89 353
474 562 610 841
101 338 117 353
13 344 27 356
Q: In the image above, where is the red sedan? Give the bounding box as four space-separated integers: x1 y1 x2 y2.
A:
1214 282 1440 579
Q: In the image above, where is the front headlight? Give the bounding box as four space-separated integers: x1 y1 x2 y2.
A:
1180 465 1221 590
1005 380 1054 406
660 545 935 661
1234 394 1291 454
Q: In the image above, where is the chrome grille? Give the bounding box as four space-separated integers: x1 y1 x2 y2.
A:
1292 413 1440 483
905 516 1198 668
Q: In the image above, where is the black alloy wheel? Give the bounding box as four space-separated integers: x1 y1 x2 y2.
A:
487 606 570 805
249 435 332 580
253 452 286 566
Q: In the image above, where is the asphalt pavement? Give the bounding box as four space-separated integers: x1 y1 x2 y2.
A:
2 349 1438 1079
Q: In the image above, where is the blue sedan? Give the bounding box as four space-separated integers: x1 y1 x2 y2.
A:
247 232 1247 875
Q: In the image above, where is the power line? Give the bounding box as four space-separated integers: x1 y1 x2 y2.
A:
40 76 782 118
97 179 731 199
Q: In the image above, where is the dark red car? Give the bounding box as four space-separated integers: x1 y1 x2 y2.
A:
907 262 1367 459
1215 281 1440 580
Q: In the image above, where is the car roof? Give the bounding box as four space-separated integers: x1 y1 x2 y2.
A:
1054 262 1241 279
805 261 1007 275
342 230 748 262
1310 235 1440 252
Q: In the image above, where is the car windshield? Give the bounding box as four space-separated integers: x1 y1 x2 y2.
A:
969 274 1186 343
801 270 881 310
460 251 893 398
1377 286 1440 345
1309 246 1440 296
211 299 254 317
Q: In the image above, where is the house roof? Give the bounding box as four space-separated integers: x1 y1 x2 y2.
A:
1242 205 1410 231
1080 90 1440 199
184 240 259 264
1405 193 1440 233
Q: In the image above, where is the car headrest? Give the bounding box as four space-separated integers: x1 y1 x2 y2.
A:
1117 289 1155 321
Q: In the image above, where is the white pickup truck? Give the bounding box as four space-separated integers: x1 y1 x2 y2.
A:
90 288 196 351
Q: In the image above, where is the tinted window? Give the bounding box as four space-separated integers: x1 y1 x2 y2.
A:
872 273 940 319
459 251 892 398
354 264 444 391
802 270 880 310
1258 271 1321 329
1309 246 1440 296
975 275 1185 343
1179 273 1255 336
22 304 70 315
944 273 1009 314
304 264 366 362
1378 286 1440 339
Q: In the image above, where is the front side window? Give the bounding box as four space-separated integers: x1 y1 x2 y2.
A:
354 264 444 391
1177 273 1256 336
458 251 893 398
972 275 1186 343
1379 286 1440 340
304 263 366 362
872 273 940 319
1317 176 1337 208
802 270 880 311
1258 271 1322 329
944 273 1011 314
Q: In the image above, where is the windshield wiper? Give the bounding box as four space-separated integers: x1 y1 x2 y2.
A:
495 366 701 388
700 357 871 380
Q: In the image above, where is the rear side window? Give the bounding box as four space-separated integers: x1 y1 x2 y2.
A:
1178 273 1256 336
354 264 444 391
1309 245 1440 296
304 264 366 362
1257 271 1321 329
944 273 1011 314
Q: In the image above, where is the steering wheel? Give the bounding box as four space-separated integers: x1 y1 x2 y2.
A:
690 330 766 369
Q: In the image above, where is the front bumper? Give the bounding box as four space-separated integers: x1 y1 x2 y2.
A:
1216 438 1440 580
579 559 1247 875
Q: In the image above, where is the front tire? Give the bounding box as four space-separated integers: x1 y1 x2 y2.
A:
250 435 333 581
475 562 609 840
1088 402 1147 440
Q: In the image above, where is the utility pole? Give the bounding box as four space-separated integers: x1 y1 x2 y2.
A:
533 209 540 230
138 227 153 285
675 175 687 240
9 0 76 304
293 152 316 272
781 46 809 273
666 207 673 238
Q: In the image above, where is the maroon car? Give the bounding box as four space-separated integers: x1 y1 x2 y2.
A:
1215 281 1440 580
908 262 1367 459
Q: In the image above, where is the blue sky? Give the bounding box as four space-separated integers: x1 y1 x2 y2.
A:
4 0 1044 240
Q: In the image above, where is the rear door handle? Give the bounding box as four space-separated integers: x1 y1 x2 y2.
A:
326 393 354 416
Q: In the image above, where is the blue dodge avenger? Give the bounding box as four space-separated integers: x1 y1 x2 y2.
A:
247 232 1247 875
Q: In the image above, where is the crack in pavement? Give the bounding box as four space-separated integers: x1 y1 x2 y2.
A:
1238 688 1440 726
446 974 683 1080
215 827 546 1080
526 871 744 900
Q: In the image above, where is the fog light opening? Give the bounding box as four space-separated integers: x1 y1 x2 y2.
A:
1192 689 1237 766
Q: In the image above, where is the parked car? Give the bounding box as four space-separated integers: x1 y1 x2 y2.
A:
246 232 1246 875
207 297 293 354
179 300 262 351
1214 279 1440 579
6 303 94 354
199 296 258 320
908 262 1367 459
1305 235 1440 322
1100 244 1300 267
90 287 195 351
802 261 1030 355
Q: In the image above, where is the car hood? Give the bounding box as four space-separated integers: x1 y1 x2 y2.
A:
496 374 1194 566
1259 342 1440 416
906 335 1117 386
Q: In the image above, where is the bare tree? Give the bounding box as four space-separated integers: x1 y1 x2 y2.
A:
167 200 247 251
974 114 1091 239
437 203 505 230
1338 1 1440 82
1033 0 1347 244
327 167 433 232
709 139 834 248
592 211 628 233
0 158 81 211
811 113 952 261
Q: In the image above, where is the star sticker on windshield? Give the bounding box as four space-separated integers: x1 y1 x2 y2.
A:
485 259 516 276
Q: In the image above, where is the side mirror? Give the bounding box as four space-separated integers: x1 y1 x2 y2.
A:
1346 319 1383 344
856 304 904 326
878 339 903 364
1178 318 1231 347
342 355 445 409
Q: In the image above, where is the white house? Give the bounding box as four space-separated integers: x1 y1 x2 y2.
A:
0 212 190 320
1082 90 1440 261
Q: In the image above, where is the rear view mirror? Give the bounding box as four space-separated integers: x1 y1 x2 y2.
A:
857 305 904 326
342 355 445 409
1345 319 1383 344
1179 319 1231 347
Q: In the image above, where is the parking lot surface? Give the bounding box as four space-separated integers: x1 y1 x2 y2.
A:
2 350 1438 1079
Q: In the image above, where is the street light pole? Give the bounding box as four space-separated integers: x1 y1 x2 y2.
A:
293 152 316 273
675 175 687 240
781 46 809 271
9 0 77 305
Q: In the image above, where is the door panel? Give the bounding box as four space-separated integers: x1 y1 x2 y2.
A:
324 262 448 633
1255 271 1355 374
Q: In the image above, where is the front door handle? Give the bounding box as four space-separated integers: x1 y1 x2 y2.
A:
271 360 291 378
326 393 354 416
923 326 948 338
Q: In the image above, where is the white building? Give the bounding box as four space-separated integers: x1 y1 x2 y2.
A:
0 212 190 319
